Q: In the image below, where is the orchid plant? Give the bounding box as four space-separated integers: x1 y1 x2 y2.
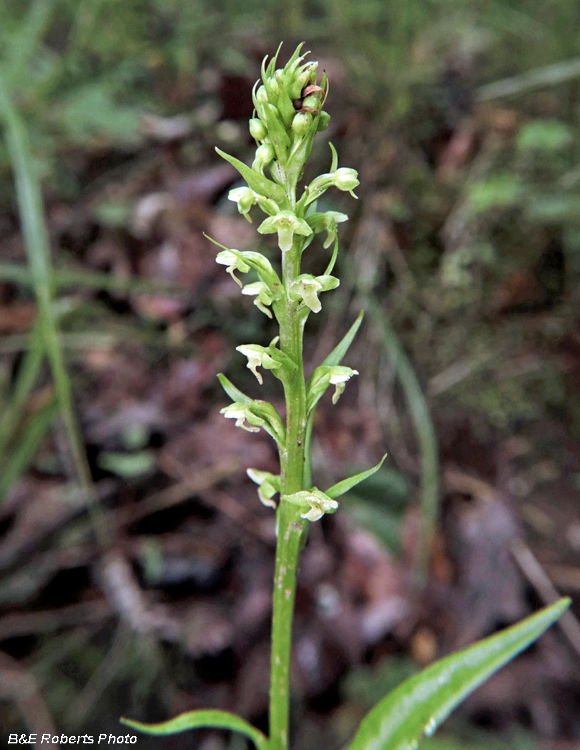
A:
122 44 569 750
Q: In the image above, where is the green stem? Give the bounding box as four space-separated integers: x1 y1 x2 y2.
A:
269 236 308 750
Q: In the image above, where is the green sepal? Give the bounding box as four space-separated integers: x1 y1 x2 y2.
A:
277 88 297 128
325 454 387 499
286 129 317 188
249 399 286 445
217 373 252 405
120 709 268 750
262 102 291 164
345 598 570 750
216 147 286 205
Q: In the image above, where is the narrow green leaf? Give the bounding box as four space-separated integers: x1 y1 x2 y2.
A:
345 598 570 750
0 261 178 294
326 455 387 499
216 147 286 205
121 709 268 750
0 319 44 460
0 76 96 509
218 373 253 406
304 310 364 486
317 310 364 372
0 397 58 503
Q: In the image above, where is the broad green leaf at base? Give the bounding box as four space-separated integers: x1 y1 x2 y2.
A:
121 709 269 750
345 598 570 750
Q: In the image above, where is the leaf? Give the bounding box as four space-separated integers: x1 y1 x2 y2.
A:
97 450 155 478
329 141 338 172
120 709 268 750
468 175 524 213
345 598 570 750
217 373 253 406
516 119 573 152
326 455 387 499
216 147 286 205
0 397 58 503
317 310 364 371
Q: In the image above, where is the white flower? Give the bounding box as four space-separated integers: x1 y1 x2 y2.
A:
282 488 338 522
242 281 274 318
215 249 250 287
329 366 359 404
247 468 280 509
236 343 279 384
220 403 260 433
258 211 312 253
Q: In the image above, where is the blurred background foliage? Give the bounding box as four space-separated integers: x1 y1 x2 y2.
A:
1 0 580 748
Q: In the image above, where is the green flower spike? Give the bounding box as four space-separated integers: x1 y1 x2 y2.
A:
242 281 274 318
125 46 570 750
247 469 281 509
258 211 312 253
283 488 338 522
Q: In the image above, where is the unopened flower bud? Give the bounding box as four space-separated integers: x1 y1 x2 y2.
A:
255 143 275 167
267 76 280 96
333 168 359 198
249 118 267 141
301 94 321 113
292 112 312 137
256 85 269 104
317 111 330 131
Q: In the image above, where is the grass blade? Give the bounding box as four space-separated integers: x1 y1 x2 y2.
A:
0 320 44 460
0 396 58 502
121 709 269 750
0 75 107 542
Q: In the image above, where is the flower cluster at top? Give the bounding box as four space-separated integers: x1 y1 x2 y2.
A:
211 44 368 522
217 43 360 255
